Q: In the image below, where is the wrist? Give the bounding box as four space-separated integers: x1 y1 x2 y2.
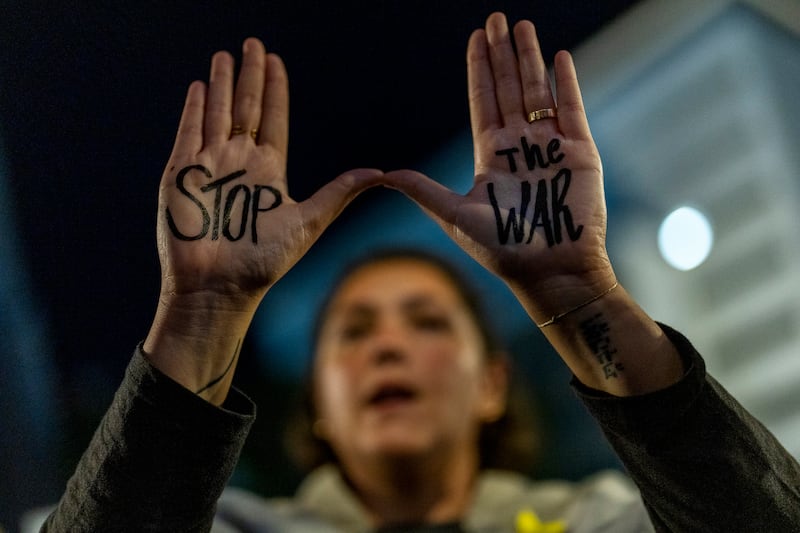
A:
536 281 619 328
536 282 683 396
507 268 618 327
509 271 683 396
143 290 259 404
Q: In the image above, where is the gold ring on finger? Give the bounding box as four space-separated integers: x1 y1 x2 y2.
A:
231 124 246 136
527 108 557 123
250 128 259 140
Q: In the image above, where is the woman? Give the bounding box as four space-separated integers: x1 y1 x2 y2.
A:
44 12 799 532
246 248 645 532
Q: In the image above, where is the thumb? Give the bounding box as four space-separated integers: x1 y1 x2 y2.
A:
300 168 385 233
382 169 463 226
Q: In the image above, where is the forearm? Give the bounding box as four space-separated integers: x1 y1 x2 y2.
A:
44 347 255 532
575 326 800 531
511 275 684 396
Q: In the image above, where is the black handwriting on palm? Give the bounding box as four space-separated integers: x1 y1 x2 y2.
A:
385 14 608 287
156 39 380 299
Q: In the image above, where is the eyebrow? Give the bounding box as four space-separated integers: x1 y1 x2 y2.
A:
334 293 448 318
401 295 446 313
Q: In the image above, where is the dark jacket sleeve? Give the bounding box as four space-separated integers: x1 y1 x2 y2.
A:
42 346 256 533
573 325 800 532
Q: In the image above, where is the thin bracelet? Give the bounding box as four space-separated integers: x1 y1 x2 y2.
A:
536 281 619 328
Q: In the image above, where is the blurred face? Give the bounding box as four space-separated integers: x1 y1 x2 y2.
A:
313 259 506 467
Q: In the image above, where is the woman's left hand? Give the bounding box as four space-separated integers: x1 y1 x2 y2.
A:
384 13 615 323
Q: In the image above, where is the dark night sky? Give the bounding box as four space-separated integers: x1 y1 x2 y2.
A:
0 0 641 522
2 0 639 381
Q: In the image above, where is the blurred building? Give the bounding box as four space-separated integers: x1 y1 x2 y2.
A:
581 0 800 459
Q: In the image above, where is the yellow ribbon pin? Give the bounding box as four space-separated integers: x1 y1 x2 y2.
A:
515 509 567 533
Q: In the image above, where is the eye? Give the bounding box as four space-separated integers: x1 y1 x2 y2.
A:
411 314 451 332
340 320 372 341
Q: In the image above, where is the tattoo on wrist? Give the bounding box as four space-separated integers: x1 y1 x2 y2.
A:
195 338 242 395
579 313 624 379
165 164 282 244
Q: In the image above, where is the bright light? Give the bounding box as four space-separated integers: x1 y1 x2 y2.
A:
658 206 714 271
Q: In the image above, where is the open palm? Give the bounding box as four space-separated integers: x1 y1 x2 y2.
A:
385 14 612 300
157 38 380 302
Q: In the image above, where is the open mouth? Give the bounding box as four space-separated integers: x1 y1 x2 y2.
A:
368 385 418 408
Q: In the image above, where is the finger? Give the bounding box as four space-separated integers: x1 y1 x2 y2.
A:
299 169 384 235
233 38 267 141
258 53 289 154
554 51 592 140
171 80 206 157
467 29 501 136
514 21 556 117
204 51 234 145
382 170 462 227
485 12 524 125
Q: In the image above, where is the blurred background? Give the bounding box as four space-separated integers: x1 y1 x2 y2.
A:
1 0 799 531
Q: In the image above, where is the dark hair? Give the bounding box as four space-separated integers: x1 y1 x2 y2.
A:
285 248 540 474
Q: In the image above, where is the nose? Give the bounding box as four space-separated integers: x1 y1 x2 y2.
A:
368 316 408 366
374 348 404 365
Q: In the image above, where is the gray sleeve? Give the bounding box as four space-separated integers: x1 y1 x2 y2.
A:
42 346 256 533
573 325 800 532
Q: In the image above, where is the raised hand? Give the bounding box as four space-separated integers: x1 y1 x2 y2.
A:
385 14 683 394
158 38 380 301
145 39 381 403
385 13 614 321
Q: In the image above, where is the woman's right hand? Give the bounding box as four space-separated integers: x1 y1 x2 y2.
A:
144 38 381 404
